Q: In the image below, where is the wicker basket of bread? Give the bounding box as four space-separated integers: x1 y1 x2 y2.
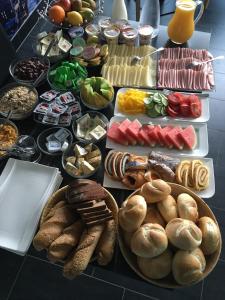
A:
33 179 118 278
118 179 221 288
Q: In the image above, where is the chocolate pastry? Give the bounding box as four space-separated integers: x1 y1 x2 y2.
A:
122 170 146 189
149 151 180 171
126 154 148 171
148 159 176 182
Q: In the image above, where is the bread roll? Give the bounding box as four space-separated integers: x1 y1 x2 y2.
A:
166 218 202 250
177 193 198 222
143 204 166 227
198 217 220 255
96 220 117 266
157 195 178 223
123 231 134 248
140 180 171 203
119 195 147 232
172 248 206 285
131 223 168 258
137 249 173 279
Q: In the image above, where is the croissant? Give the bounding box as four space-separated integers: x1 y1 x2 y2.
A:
33 206 77 251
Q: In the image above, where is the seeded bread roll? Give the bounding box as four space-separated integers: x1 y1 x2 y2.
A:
131 223 168 258
119 195 147 233
143 204 166 227
172 248 206 285
177 193 199 223
140 180 171 203
157 195 178 223
198 217 220 255
137 249 173 279
166 218 202 250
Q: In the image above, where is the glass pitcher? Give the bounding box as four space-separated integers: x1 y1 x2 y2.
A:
167 0 204 44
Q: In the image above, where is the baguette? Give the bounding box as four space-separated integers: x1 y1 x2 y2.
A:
95 220 117 266
48 220 84 262
63 224 104 279
33 207 77 251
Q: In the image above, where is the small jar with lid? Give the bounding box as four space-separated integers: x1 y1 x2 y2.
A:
138 25 154 45
85 24 101 38
98 17 112 34
122 28 138 46
104 27 120 45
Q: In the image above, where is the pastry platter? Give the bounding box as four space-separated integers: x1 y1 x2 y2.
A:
103 149 215 198
106 116 208 157
114 88 210 123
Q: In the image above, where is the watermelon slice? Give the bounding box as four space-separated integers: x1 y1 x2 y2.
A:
147 125 161 146
165 126 184 150
107 123 128 146
138 128 152 146
142 125 156 147
118 119 136 145
178 125 197 150
126 119 143 145
158 126 174 147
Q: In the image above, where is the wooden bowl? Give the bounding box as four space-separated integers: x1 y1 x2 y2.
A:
118 183 222 289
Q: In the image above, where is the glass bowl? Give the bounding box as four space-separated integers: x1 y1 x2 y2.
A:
37 127 73 156
0 118 19 161
62 141 102 179
0 83 38 120
9 56 50 86
72 110 109 143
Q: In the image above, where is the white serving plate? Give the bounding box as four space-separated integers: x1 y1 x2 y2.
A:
114 88 210 123
0 158 62 255
106 116 208 157
103 150 215 198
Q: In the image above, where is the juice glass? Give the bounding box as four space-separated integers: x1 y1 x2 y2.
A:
168 0 204 44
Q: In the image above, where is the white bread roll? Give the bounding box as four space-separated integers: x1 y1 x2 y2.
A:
172 248 206 285
137 249 173 279
166 218 202 250
177 193 198 223
140 180 171 204
119 195 147 232
143 204 166 227
131 223 168 258
198 216 220 255
157 195 178 223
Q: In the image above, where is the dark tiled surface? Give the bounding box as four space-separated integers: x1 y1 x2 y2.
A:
0 249 24 300
8 257 124 300
0 1 225 300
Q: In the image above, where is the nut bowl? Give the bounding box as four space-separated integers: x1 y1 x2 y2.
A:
72 110 109 143
118 183 222 288
62 141 102 179
0 83 38 120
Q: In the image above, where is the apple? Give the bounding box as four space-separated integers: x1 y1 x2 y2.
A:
57 0 71 12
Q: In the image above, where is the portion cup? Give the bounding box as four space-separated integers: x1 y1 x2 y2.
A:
104 27 120 45
138 25 154 45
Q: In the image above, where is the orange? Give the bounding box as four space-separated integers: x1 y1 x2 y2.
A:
48 5 65 24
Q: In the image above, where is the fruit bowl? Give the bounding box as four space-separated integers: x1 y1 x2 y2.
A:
118 183 222 288
80 77 114 110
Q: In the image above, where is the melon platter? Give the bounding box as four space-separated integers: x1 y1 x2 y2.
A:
107 118 197 150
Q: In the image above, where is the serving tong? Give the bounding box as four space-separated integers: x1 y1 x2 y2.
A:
130 47 164 66
185 55 224 69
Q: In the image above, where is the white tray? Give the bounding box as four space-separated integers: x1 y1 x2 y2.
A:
0 159 62 255
106 116 208 157
103 151 215 199
114 88 210 123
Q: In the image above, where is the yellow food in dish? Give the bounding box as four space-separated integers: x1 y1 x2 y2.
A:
118 89 147 114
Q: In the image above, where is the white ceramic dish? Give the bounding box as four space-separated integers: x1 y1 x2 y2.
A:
106 116 208 157
0 158 62 255
114 88 210 123
103 150 214 198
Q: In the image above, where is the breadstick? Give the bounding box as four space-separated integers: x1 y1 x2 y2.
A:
95 220 117 266
48 220 84 262
33 207 77 251
63 224 104 279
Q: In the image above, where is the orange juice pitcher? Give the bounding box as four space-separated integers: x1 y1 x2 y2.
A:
168 0 204 44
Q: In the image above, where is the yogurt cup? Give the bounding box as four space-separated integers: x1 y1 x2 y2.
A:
138 25 154 45
98 17 112 33
122 28 138 46
104 27 120 45
85 24 101 37
119 25 133 44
